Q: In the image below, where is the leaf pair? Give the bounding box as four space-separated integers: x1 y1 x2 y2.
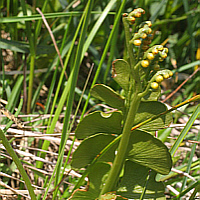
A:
70 83 172 199
71 130 171 199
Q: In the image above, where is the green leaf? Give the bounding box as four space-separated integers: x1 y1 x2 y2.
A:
112 59 130 91
71 133 118 169
91 84 125 110
126 130 172 175
75 111 123 139
117 161 166 199
134 101 173 131
0 38 56 55
170 104 200 156
69 162 110 200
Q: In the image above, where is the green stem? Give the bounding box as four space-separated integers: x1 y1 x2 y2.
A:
27 55 35 113
0 130 36 199
21 0 36 113
123 17 136 74
100 94 141 195
123 17 142 93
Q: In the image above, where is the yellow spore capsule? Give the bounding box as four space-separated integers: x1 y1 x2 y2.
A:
151 82 159 89
152 48 159 55
137 8 145 14
133 39 142 46
134 12 141 18
129 17 136 24
160 52 167 59
164 48 168 53
141 33 147 39
157 45 164 51
141 60 149 67
155 75 164 83
147 53 154 60
163 73 170 79
146 21 152 27
145 28 152 34
169 71 173 77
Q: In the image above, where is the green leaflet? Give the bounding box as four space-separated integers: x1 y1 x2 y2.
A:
134 101 173 131
69 162 111 200
112 59 130 92
117 161 166 200
91 84 125 110
72 131 172 175
75 111 123 139
126 130 172 175
71 133 119 169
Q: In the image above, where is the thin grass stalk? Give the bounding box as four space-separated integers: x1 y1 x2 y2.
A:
20 0 36 113
13 0 18 41
44 17 72 114
139 170 151 200
2 95 23 133
182 0 195 61
27 55 35 112
31 42 71 109
0 11 116 23
34 54 59 183
0 98 36 200
172 179 200 199
81 0 126 117
103 0 120 83
34 0 50 42
170 104 200 157
6 75 24 112
53 1 94 198
36 15 84 170
180 130 200 195
6 0 10 16
0 51 5 100
81 0 117 59
149 0 166 23
0 130 36 199
189 181 200 200
36 176 48 200
59 65 94 198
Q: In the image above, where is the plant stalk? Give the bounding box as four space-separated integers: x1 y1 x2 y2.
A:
0 129 36 200
123 17 142 93
100 94 141 195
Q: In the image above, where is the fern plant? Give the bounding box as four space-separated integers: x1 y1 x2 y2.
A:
69 8 175 199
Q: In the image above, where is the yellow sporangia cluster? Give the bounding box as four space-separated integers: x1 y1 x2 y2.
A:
141 45 169 69
151 70 173 89
124 8 145 25
130 21 152 48
123 8 174 91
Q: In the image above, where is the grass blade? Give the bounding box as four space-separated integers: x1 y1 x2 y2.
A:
81 0 126 116
170 104 200 157
180 129 200 193
0 98 36 200
53 0 94 197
